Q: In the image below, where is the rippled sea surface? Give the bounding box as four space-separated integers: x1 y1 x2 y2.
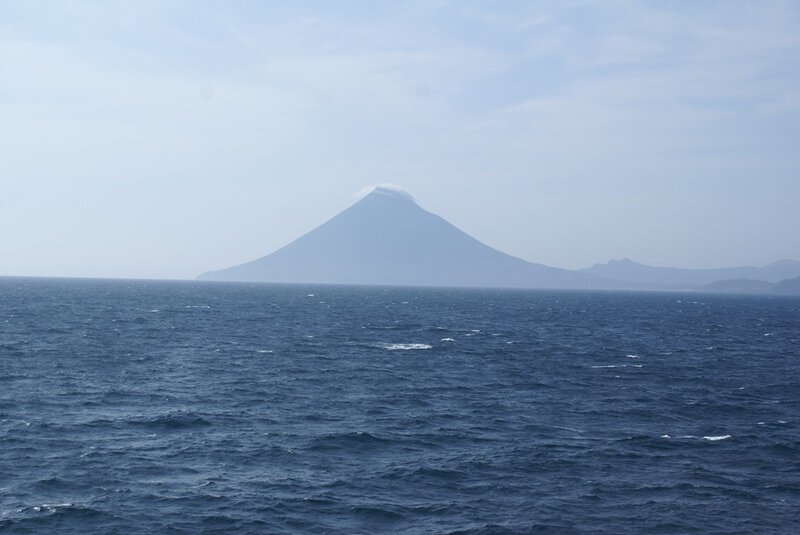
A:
1 278 799 534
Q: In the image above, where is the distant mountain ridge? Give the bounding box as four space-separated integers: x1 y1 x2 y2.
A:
581 258 800 290
199 187 622 289
702 276 800 295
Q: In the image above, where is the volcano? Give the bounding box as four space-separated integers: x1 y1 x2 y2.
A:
198 187 614 289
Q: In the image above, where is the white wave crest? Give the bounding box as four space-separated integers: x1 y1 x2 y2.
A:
703 435 731 441
382 343 432 351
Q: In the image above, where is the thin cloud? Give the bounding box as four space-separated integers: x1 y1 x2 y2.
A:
355 184 415 201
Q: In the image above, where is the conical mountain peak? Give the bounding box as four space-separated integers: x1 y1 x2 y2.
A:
198 190 617 289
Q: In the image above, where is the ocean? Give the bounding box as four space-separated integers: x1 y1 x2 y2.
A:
1 277 798 534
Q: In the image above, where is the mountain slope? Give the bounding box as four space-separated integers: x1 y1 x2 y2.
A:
199 187 616 289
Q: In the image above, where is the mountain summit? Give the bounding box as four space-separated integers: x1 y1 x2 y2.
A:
198 187 613 289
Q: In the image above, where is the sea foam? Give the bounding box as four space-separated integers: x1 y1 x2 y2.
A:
381 343 432 351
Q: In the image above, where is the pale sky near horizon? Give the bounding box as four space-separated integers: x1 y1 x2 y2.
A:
2 1 799 279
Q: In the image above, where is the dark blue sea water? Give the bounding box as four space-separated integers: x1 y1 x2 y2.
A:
1 278 798 534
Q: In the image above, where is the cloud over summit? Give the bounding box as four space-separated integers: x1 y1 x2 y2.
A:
355 184 415 202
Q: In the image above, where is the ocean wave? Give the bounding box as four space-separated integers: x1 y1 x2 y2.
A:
25 502 74 513
381 343 433 350
307 431 388 452
14 502 110 521
131 412 212 430
347 504 407 523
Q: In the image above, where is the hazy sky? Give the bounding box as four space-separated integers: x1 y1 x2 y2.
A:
2 1 799 279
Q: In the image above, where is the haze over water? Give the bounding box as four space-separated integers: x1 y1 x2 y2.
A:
2 278 798 533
